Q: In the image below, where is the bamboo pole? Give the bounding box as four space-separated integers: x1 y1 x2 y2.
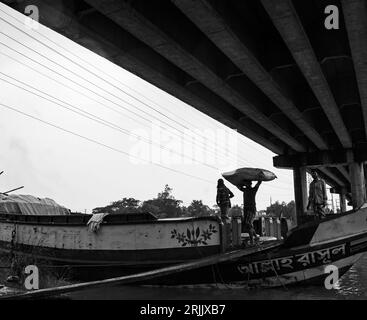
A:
1 186 24 196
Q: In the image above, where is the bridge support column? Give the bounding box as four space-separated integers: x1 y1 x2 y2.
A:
349 162 366 209
339 192 347 212
293 166 308 226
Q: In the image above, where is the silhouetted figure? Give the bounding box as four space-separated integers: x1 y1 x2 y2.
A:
216 179 234 221
307 170 327 219
238 180 262 244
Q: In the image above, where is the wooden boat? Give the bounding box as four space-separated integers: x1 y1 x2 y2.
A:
1 201 367 287
134 206 367 288
0 211 223 274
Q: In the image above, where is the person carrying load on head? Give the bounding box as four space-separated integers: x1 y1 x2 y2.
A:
216 179 234 221
238 180 262 245
307 170 327 219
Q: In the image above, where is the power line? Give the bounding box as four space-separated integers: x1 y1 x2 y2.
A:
0 42 240 168
0 46 147 127
0 31 233 162
0 10 284 171
0 102 292 193
0 13 199 134
0 6 294 195
0 72 226 171
0 48 292 188
0 11 293 184
0 94 292 193
0 101 216 184
0 32 177 129
0 10 250 160
0 48 293 191
0 7 212 131
1 95 292 195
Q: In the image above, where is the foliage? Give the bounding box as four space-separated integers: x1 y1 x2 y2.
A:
92 185 297 221
92 184 216 218
93 197 141 214
141 184 183 218
186 200 215 217
266 200 295 220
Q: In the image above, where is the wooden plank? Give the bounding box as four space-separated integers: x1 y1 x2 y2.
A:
1 241 282 300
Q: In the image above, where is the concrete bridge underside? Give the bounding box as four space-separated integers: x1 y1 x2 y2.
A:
4 0 367 223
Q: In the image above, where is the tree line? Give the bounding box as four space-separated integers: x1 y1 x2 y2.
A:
93 184 296 220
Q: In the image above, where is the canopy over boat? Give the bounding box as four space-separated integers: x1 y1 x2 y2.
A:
0 194 70 215
222 167 277 187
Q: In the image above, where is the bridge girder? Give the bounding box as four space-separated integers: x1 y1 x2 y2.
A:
5 0 367 214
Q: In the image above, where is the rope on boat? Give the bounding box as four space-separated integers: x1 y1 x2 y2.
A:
261 244 288 291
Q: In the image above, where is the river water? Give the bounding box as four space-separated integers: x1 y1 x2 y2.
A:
65 253 367 300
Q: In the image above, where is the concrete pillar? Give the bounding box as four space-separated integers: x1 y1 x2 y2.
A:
293 166 308 226
276 218 282 240
220 222 226 252
339 192 347 212
220 218 233 252
231 217 242 247
226 218 232 248
349 162 366 209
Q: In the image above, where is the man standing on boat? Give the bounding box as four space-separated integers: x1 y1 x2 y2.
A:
216 179 234 221
307 170 327 219
237 180 262 245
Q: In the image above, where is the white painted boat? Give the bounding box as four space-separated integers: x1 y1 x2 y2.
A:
0 213 222 270
1 194 367 287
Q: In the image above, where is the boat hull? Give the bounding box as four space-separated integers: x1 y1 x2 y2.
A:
0 214 222 269
131 207 367 287
131 233 365 287
2 206 367 287
53 232 363 287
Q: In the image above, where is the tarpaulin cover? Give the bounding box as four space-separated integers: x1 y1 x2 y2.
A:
222 167 277 187
0 194 70 215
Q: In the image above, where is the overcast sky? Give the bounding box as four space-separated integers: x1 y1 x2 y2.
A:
0 3 299 213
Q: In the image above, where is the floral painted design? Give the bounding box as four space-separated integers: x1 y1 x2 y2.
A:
170 224 217 246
